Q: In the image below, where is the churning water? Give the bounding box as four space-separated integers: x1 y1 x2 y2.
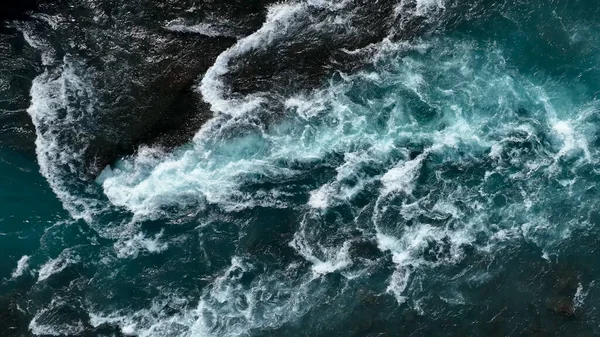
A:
2 0 600 336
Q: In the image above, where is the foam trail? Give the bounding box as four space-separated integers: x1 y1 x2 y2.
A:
88 256 322 337
113 230 168 259
11 255 30 279
380 152 427 196
199 2 306 117
290 214 354 277
37 250 80 282
573 282 592 311
27 59 105 222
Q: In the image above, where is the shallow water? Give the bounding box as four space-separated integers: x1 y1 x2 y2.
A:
2 0 600 336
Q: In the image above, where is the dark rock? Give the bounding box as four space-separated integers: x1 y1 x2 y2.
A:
357 310 374 333
551 267 579 296
401 308 419 322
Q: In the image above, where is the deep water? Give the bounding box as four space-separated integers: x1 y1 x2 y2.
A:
1 0 600 336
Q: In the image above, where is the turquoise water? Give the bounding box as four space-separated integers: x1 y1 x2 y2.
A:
2 0 600 336
0 149 65 275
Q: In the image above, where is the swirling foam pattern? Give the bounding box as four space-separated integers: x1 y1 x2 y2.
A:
2 0 600 336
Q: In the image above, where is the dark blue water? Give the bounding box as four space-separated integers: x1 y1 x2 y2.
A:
2 0 600 336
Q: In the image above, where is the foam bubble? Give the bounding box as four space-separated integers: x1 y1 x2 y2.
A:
290 221 353 277
121 324 137 336
573 282 591 311
552 119 591 161
308 184 333 209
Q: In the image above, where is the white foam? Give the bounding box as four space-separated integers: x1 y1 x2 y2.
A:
552 119 591 161
573 282 591 311
308 184 333 209
30 318 85 337
290 221 353 277
103 37 559 223
17 23 56 66
121 324 137 336
27 59 103 223
164 19 240 38
394 0 446 23
375 205 476 303
88 256 320 337
103 11 487 220
37 250 80 282
11 255 30 279
415 0 446 16
380 153 427 196
114 230 169 259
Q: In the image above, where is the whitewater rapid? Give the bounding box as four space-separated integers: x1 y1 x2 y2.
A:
97 36 597 337
19 0 600 336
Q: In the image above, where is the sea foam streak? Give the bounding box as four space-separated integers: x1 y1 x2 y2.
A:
27 58 105 222
37 249 80 282
11 255 30 279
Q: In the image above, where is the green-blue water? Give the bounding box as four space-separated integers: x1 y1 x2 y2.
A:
2 0 600 336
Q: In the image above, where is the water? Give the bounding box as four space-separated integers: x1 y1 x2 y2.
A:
1 0 600 336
